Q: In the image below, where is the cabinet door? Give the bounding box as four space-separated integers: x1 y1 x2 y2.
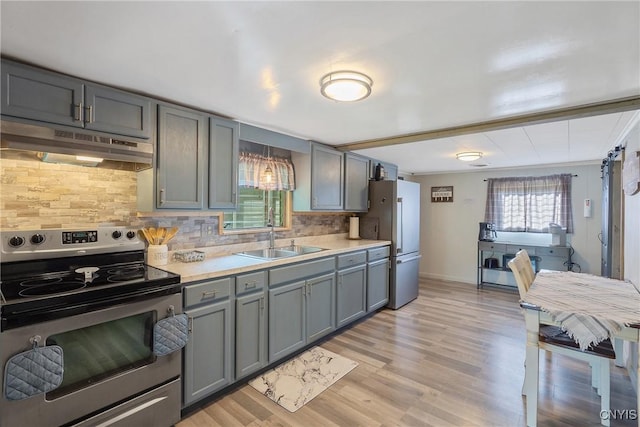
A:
311 144 344 210
1 60 83 127
208 117 238 210
306 273 336 342
367 259 389 311
85 85 151 138
183 300 232 406
268 281 306 362
336 264 367 328
157 105 206 209
235 291 267 379
344 153 369 212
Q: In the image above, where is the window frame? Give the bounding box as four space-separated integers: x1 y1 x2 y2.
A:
218 190 292 235
484 173 574 234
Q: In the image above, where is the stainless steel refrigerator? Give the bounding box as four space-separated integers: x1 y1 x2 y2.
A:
360 180 421 309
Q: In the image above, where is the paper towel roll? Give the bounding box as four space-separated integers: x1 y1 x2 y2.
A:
349 216 360 239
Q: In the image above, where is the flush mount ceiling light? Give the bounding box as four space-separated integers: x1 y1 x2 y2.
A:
456 152 483 162
320 71 373 102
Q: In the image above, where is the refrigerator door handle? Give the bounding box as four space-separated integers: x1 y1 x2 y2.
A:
396 255 422 264
397 197 403 254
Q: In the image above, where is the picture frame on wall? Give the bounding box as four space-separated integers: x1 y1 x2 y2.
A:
431 186 453 202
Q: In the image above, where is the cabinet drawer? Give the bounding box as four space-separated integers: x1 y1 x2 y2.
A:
184 277 232 308
535 246 569 258
235 271 266 295
367 246 390 262
269 257 335 286
478 241 507 252
337 251 367 269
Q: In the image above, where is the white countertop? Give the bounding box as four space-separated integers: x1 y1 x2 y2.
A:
158 234 391 283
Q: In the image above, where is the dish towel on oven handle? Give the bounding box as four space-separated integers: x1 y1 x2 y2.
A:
4 337 64 401
154 305 189 357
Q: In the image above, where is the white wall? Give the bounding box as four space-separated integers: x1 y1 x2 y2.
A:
621 118 640 390
411 163 603 284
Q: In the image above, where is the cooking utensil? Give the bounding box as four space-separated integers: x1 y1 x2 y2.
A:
162 227 179 244
156 228 166 245
140 228 153 245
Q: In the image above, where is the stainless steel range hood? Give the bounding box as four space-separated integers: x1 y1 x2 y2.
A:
1 120 153 169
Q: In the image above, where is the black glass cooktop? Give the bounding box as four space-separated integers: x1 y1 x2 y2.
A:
0 250 181 330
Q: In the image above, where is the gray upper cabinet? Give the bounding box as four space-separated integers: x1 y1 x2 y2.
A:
1 59 151 139
84 85 151 138
292 143 344 211
156 105 206 209
208 117 238 210
312 144 344 210
148 106 237 211
344 153 370 212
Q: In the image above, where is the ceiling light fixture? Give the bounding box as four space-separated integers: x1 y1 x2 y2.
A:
456 152 483 162
320 71 373 102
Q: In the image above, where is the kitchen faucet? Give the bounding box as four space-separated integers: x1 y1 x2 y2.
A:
267 207 275 249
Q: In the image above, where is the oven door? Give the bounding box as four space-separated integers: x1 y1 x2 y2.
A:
0 293 182 427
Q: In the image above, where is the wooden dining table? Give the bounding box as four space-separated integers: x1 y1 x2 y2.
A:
520 269 640 427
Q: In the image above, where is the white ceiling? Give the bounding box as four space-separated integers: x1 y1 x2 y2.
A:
1 1 639 175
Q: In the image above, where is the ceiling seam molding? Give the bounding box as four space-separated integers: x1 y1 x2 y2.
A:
339 96 640 152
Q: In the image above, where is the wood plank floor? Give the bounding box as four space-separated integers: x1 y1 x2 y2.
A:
177 278 637 426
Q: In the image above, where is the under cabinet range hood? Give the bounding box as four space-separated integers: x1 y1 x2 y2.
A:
0 120 153 169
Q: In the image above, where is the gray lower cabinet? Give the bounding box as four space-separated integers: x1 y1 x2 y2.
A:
336 251 367 328
367 246 390 311
336 265 367 327
367 258 390 311
157 105 206 209
268 257 336 362
235 272 267 379
344 152 370 212
183 278 234 406
269 280 306 361
305 272 336 342
1 59 151 139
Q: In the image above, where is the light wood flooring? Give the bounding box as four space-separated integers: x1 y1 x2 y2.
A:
177 277 637 426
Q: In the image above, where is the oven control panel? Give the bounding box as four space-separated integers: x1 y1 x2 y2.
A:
1 227 145 262
62 230 98 244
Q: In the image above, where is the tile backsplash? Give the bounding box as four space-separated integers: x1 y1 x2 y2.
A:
0 157 350 248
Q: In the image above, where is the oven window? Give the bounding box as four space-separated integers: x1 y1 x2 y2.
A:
45 311 155 399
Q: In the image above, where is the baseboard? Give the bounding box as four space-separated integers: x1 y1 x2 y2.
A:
419 271 476 285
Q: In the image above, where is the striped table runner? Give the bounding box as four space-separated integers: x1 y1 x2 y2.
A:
523 269 640 351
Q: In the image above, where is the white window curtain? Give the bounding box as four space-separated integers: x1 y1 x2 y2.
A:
238 152 295 191
484 174 574 233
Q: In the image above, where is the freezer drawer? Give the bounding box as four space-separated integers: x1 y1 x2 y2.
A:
389 253 421 309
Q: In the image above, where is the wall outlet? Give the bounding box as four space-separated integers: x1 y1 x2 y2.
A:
201 224 215 236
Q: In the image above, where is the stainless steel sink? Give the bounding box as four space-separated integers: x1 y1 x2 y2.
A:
235 248 298 260
277 245 326 255
235 245 326 260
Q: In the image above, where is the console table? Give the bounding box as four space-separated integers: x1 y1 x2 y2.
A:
477 241 572 288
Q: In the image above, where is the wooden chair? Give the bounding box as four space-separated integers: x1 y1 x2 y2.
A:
508 250 615 426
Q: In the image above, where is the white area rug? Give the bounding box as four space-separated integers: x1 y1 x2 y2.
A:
249 346 358 412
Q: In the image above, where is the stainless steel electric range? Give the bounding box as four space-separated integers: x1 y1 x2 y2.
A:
0 227 183 427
